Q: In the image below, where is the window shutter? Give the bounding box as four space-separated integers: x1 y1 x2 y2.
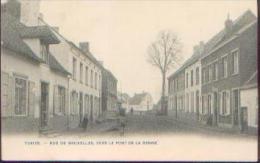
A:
28 81 35 117
53 85 59 115
65 88 69 115
219 93 222 115
1 72 9 117
9 75 15 116
227 91 230 115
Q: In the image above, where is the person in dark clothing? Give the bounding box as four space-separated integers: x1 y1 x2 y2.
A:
82 114 89 131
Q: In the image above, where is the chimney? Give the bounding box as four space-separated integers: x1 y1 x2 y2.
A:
4 0 21 20
193 45 199 54
225 13 233 33
79 42 89 53
39 12 44 20
199 41 204 54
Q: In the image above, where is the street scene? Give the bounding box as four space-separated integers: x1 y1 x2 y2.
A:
0 0 258 161
1 0 258 136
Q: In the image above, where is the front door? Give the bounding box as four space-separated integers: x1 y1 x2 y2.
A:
196 91 200 121
233 89 239 126
40 82 49 129
90 96 93 122
79 92 83 123
213 92 218 125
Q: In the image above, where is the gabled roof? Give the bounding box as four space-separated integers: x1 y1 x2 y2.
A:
1 12 69 76
49 53 71 75
38 18 104 69
168 10 257 80
129 92 149 105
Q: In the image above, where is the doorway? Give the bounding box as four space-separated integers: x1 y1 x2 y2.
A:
79 92 83 123
213 92 218 125
196 91 200 120
233 89 239 126
40 82 49 129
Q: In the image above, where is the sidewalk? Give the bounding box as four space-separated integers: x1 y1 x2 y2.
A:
168 116 257 137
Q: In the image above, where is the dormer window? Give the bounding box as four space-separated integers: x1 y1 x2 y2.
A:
40 41 49 63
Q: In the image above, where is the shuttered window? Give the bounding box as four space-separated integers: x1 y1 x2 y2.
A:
231 50 239 75
1 72 9 116
14 77 27 116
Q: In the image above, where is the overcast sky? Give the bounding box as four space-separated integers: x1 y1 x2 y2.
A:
39 0 257 103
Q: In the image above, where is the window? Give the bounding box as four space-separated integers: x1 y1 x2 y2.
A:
80 63 83 83
90 69 93 88
186 93 189 112
15 78 27 116
186 73 189 88
205 67 209 83
85 66 88 85
223 57 228 78
202 95 205 114
191 92 194 112
70 91 78 115
222 92 227 114
58 86 66 114
191 70 194 86
202 68 206 84
231 50 239 75
221 91 230 115
40 42 49 63
209 65 212 82
95 72 97 89
212 62 218 80
196 67 199 85
208 94 211 114
72 58 77 80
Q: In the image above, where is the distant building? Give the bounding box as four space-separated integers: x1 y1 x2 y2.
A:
117 92 130 112
129 92 153 114
102 69 118 113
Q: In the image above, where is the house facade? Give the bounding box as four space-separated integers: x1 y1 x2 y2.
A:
128 92 153 114
168 69 185 118
102 69 118 113
240 71 258 134
1 0 70 134
45 25 103 128
201 11 257 128
168 10 257 132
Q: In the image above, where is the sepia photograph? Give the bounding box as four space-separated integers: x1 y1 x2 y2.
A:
0 0 258 161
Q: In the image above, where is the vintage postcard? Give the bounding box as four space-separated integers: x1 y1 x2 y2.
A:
1 0 258 161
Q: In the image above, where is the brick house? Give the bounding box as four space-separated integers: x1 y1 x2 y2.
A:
168 69 185 118
1 0 70 134
44 24 103 128
201 10 257 128
102 68 118 114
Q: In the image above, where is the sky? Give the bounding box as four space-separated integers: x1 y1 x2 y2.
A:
39 0 257 103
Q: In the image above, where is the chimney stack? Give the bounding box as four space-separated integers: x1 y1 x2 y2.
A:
79 42 89 53
199 41 204 54
225 13 233 33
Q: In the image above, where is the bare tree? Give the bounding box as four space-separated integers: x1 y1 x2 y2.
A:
147 30 182 115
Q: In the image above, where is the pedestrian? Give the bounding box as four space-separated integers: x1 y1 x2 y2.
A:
82 114 89 132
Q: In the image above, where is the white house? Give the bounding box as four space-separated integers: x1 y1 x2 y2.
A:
1 0 70 134
128 92 153 114
240 71 258 133
40 19 103 128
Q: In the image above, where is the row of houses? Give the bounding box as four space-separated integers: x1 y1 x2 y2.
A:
168 10 258 133
1 0 118 134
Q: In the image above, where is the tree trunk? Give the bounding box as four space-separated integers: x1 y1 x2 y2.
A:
161 72 167 115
